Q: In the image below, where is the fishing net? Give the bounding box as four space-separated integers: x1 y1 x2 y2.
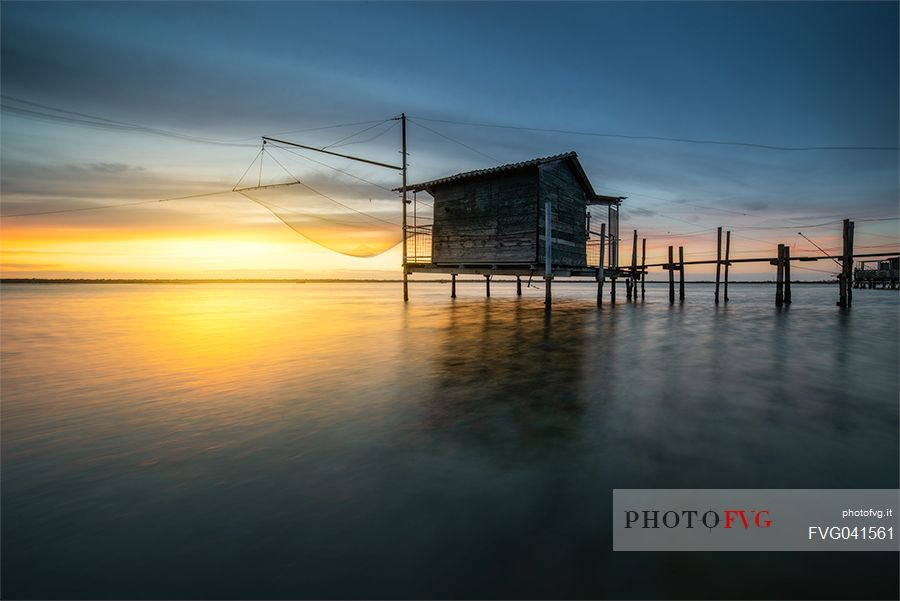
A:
232 141 434 258
237 182 404 257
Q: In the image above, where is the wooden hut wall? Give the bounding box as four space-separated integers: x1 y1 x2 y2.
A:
537 161 588 267
431 169 538 264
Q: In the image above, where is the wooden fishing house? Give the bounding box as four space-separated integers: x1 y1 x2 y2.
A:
400 152 625 301
262 115 890 309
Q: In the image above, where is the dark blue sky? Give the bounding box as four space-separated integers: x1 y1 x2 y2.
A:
1 1 897 276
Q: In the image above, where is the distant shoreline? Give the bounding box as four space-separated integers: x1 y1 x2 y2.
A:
1 278 840 285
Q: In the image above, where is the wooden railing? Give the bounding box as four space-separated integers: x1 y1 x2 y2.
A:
406 224 433 264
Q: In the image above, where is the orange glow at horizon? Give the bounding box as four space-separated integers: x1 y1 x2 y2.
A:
3 219 850 280
1 220 405 278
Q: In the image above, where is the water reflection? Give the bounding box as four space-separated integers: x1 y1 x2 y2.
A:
425 300 588 457
1 283 897 600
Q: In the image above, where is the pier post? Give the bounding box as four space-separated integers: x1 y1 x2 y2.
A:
668 245 675 304
714 226 722 304
629 229 638 300
610 234 617 303
545 201 553 310
626 277 632 301
485 274 491 298
678 246 685 302
775 244 785 307
838 271 846 307
597 223 606 306
846 220 854 308
724 230 731 302
516 275 522 296
640 238 646 300
451 274 457 299
784 246 792 304
838 219 854 308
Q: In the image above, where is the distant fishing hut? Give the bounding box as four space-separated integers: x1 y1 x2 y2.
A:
854 257 899 289
399 152 627 306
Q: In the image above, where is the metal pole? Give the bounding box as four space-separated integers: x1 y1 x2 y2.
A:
401 113 408 302
261 136 402 170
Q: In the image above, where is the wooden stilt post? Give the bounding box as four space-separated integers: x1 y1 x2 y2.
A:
775 244 784 307
838 219 851 308
545 201 553 310
485 274 491 298
678 246 685 302
451 274 457 299
597 223 606 306
783 246 792 304
629 229 638 301
724 230 731 302
626 278 632 301
640 238 646 300
610 234 617 302
516 275 522 296
668 245 675 304
714 226 722 304
847 220 854 308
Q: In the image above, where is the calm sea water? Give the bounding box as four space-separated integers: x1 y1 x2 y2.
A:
2 282 898 599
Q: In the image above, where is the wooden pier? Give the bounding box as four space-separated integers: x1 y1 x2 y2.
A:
408 216 894 310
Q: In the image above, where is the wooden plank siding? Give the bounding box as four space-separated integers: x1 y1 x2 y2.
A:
431 169 539 264
537 161 588 267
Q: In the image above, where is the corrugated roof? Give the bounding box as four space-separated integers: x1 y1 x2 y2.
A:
397 151 624 204
401 152 578 192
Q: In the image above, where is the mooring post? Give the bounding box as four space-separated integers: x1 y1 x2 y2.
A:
451 273 457 299
485 274 491 298
629 229 638 301
714 226 722 304
597 222 606 306
668 245 675 304
846 220 854 308
784 245 792 304
724 230 731 302
775 244 785 307
516 275 522 296
545 201 553 309
610 234 617 302
838 219 850 308
640 238 646 300
678 246 685 302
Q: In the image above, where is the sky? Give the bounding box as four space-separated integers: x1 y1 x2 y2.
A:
1 1 897 279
